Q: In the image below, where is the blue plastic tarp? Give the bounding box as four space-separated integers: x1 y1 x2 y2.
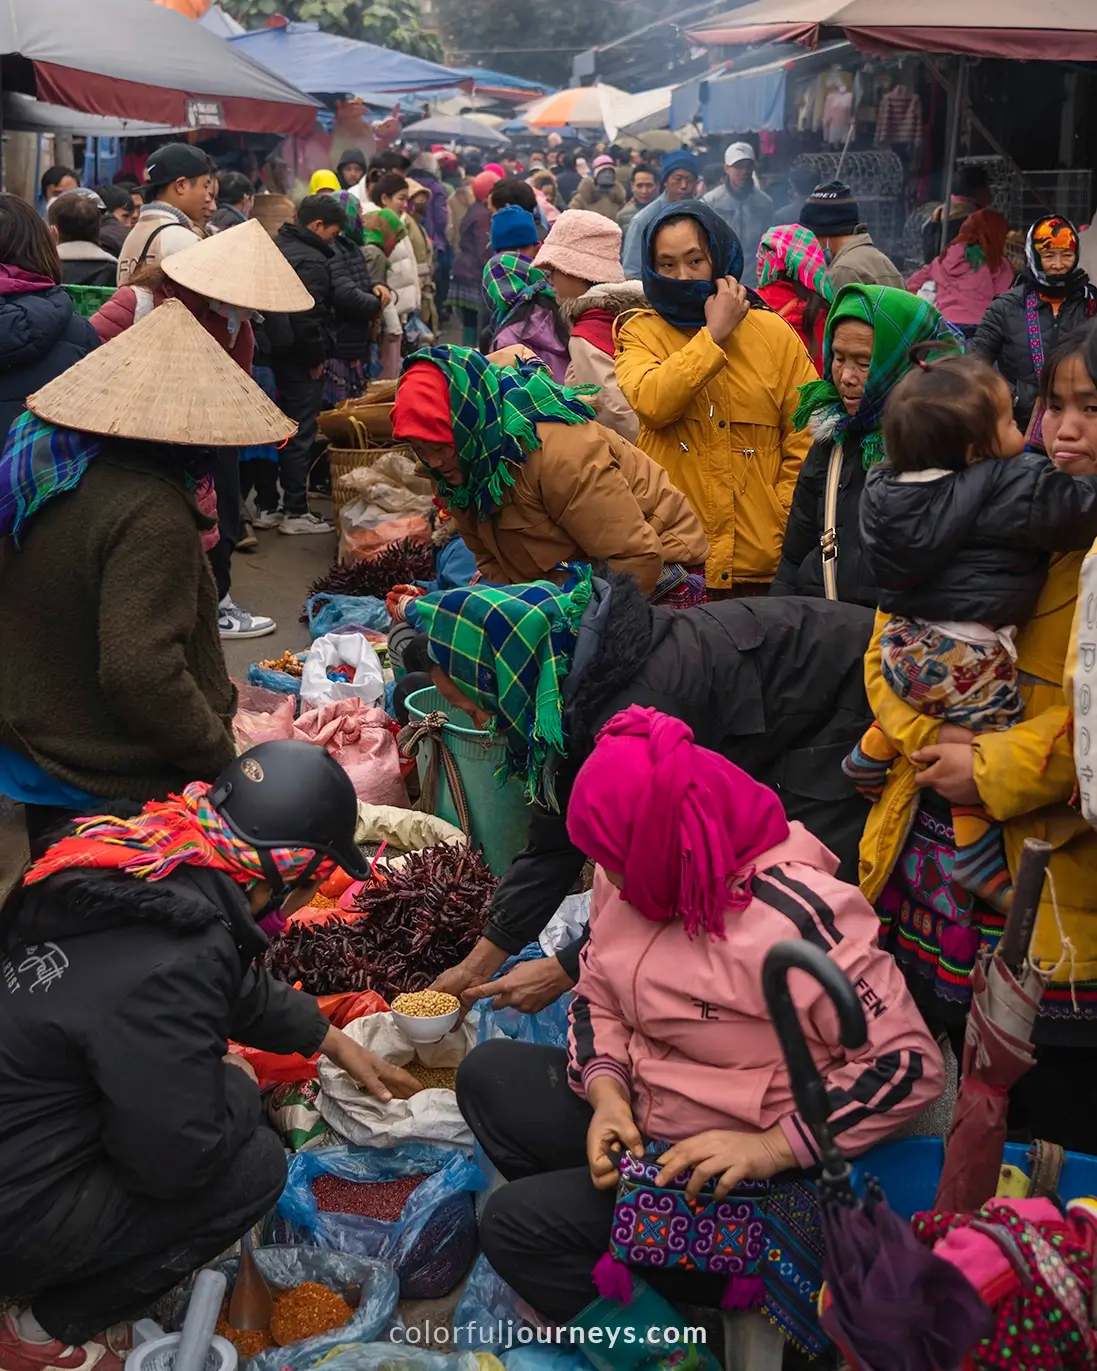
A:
228 22 464 96
682 63 787 135
459 67 555 94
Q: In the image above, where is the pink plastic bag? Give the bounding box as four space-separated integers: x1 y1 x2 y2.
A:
233 683 296 751
293 699 408 805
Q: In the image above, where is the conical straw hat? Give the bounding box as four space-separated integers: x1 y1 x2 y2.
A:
161 218 314 312
28 299 297 448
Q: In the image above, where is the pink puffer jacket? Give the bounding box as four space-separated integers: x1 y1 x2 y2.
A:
907 241 1014 328
568 823 944 1165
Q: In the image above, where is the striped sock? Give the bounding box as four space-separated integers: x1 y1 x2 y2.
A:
952 806 1014 913
842 724 899 801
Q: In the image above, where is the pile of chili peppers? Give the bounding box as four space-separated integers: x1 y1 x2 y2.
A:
304 541 435 615
264 845 496 998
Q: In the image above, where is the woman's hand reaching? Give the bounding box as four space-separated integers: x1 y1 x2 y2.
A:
586 1076 643 1190
654 1125 795 1201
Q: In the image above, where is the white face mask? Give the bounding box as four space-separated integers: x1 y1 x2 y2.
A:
208 299 253 344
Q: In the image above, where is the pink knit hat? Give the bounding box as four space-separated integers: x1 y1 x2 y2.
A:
535 208 625 285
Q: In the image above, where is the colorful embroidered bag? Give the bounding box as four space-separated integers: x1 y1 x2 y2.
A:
593 1146 829 1356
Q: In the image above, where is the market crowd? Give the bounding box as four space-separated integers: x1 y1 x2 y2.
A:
2 128 1097 1370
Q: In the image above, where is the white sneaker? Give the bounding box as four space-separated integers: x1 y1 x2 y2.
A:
218 597 277 640
279 512 334 536
251 508 283 530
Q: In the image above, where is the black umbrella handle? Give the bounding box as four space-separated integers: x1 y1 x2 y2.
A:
762 941 868 1163
997 837 1052 976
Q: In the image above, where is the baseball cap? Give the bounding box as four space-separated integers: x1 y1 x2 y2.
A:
724 141 756 167
143 143 213 189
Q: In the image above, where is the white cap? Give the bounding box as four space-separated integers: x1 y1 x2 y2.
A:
724 141 756 166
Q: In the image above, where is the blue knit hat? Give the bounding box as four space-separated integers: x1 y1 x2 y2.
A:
490 205 539 253
659 149 698 187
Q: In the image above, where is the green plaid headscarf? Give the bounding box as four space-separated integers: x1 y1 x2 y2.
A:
792 283 962 468
398 345 597 521
482 251 556 332
416 566 593 808
334 190 366 248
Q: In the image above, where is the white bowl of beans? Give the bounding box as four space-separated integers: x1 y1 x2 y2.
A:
390 990 461 1043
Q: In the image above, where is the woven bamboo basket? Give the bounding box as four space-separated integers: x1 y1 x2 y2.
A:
329 448 381 518
330 444 416 519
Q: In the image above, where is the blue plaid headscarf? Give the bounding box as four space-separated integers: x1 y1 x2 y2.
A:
0 412 104 548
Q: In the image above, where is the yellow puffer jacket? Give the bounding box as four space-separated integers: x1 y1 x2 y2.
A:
860 551 1097 987
614 308 816 592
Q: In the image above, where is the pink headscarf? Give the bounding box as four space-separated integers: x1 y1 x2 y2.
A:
567 706 790 939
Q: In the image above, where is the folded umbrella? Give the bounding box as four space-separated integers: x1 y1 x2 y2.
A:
762 942 994 1371
933 838 1052 1215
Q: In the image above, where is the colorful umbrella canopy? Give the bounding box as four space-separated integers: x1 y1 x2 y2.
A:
400 113 512 147
522 84 629 129
0 0 318 134
152 0 209 15
687 0 1097 62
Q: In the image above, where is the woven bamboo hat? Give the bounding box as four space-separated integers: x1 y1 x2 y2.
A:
28 299 297 447
161 218 314 312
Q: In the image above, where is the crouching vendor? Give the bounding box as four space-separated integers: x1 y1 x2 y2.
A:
0 741 419 1371
423 571 875 1014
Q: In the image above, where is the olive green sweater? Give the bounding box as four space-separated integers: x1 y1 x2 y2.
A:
0 446 236 800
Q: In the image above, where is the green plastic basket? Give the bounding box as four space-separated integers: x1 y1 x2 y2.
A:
405 686 531 876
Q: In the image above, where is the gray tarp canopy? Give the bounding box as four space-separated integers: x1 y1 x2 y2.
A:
0 0 319 134
2 92 182 137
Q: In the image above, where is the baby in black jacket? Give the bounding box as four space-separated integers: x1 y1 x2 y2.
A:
848 351 1097 911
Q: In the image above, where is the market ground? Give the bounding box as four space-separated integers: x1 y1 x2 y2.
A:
222 498 337 680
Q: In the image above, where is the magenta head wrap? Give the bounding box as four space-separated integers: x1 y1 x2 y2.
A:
566 706 790 938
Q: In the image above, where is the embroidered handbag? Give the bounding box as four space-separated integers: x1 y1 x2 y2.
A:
593 1146 829 1357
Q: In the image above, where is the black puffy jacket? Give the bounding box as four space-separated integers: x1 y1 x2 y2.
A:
971 277 1096 430
0 862 326 1233
482 576 875 976
0 275 98 445
266 222 335 377
769 434 879 608
329 236 380 362
860 454 1097 624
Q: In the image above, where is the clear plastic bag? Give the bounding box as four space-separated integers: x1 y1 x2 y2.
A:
166 1247 398 1371
476 946 574 1050
454 1255 531 1352
233 685 296 751
278 1143 484 1299
305 1347 490 1371
306 594 391 640
246 661 303 697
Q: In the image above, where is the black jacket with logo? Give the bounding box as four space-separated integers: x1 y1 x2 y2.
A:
483 576 875 976
0 864 326 1231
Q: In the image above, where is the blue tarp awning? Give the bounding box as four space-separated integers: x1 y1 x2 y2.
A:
458 67 555 94
227 22 465 96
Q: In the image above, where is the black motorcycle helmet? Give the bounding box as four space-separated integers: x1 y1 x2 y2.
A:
207 741 369 892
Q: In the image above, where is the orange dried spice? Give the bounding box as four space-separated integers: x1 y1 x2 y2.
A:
268 1281 352 1346
215 1313 273 1358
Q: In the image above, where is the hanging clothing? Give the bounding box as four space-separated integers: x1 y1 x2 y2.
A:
875 86 924 146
